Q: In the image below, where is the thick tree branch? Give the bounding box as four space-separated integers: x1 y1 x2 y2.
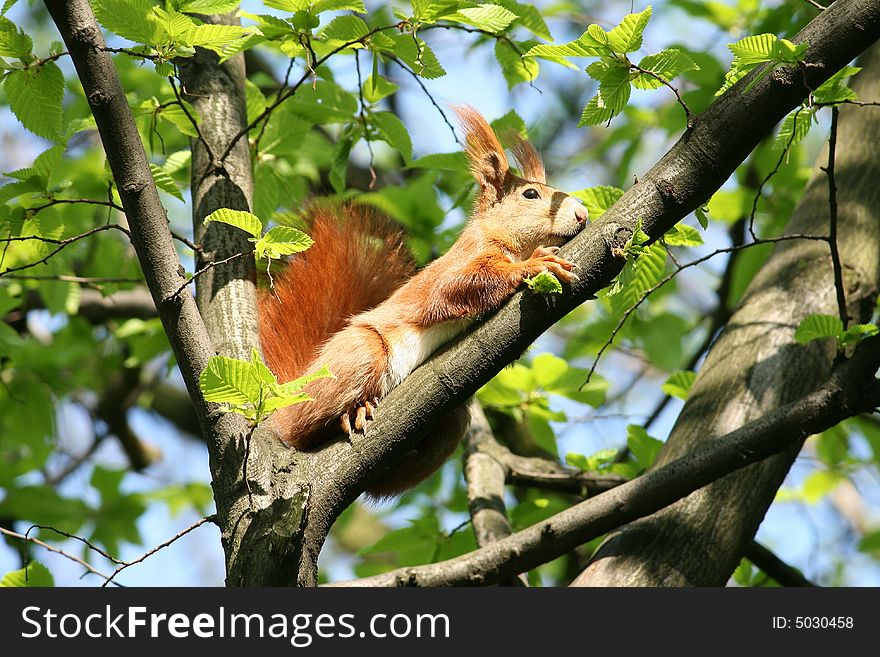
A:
305 0 880 571
42 1 237 457
329 339 880 586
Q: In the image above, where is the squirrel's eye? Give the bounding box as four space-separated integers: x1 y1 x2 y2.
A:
522 188 540 200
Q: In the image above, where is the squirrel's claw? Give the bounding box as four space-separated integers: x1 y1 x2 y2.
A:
340 412 353 436
354 405 368 432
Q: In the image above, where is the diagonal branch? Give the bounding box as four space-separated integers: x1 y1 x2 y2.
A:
309 0 880 548
328 337 880 586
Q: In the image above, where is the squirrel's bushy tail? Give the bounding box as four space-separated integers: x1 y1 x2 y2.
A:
259 201 414 384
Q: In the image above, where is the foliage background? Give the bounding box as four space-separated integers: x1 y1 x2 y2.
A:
0 0 878 586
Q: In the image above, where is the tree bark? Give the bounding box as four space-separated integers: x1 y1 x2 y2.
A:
574 42 880 587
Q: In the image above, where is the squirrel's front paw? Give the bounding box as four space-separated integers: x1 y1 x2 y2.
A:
527 247 577 283
340 399 378 435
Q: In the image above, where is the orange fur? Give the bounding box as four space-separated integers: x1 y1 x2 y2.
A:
261 109 589 496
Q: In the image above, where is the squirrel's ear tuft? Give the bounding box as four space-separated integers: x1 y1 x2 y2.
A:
454 104 509 198
509 134 545 184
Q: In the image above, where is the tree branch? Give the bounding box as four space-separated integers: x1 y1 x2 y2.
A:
328 338 880 586
309 0 880 558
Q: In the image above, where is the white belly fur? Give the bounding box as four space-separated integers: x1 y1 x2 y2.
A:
383 320 470 394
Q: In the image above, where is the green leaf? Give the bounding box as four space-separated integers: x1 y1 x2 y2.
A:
524 30 609 62
245 79 267 125
91 0 160 44
149 163 184 202
841 323 879 348
452 4 518 33
204 208 263 237
578 94 619 127
495 39 538 90
177 0 241 13
329 134 354 193
531 353 568 389
663 224 703 247
589 59 632 112
408 152 468 172
570 185 623 218
380 33 446 79
363 73 399 103
608 242 666 315
0 16 32 58
184 21 252 56
729 33 807 66
626 424 663 469
661 370 696 400
321 15 370 42
264 0 310 10
254 225 314 259
773 108 815 151
814 65 860 105
1 562 54 587
313 0 366 13
501 0 551 41
525 270 563 294
694 206 708 230
1 0 19 16
4 61 64 141
606 5 652 54
199 354 261 405
372 111 412 163
794 314 843 345
280 364 334 393
288 80 358 123
632 48 699 89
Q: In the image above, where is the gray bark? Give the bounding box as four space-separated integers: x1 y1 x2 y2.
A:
574 42 880 587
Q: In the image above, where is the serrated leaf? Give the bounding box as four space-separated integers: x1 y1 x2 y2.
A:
728 33 807 66
495 39 538 90
453 4 518 33
149 163 184 201
363 73 399 103
501 0 551 41
840 323 879 348
606 6 652 54
814 65 860 105
589 59 632 112
627 424 663 469
254 225 314 259
313 0 366 13
4 61 64 141
288 80 358 123
329 134 354 193
204 208 263 237
264 0 310 10
280 364 334 393
578 94 619 127
381 33 446 79
321 15 369 42
1 0 19 16
245 79 267 124
199 354 262 405
663 224 703 247
91 0 160 44
184 22 252 56
525 270 563 294
571 185 623 218
1 562 53 587
661 370 696 399
0 16 31 58
177 0 241 13
408 151 468 172
372 111 412 163
773 108 815 150
794 314 843 344
633 48 699 89
608 242 666 315
524 30 609 61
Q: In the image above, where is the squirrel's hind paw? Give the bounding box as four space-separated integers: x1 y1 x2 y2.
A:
341 399 377 435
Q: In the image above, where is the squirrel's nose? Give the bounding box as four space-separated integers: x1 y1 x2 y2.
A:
574 204 589 226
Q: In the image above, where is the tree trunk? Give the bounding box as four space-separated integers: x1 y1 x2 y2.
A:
574 43 880 586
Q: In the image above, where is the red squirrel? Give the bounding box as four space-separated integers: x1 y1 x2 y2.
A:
259 106 588 496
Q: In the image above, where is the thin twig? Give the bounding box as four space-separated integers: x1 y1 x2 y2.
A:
748 107 805 240
0 224 131 277
354 50 377 189
2 274 142 285
102 516 215 587
168 74 219 165
28 197 124 213
25 524 123 564
629 63 692 126
823 106 848 326
801 0 826 10
385 54 461 146
584 233 829 385
0 526 118 585
165 251 248 301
